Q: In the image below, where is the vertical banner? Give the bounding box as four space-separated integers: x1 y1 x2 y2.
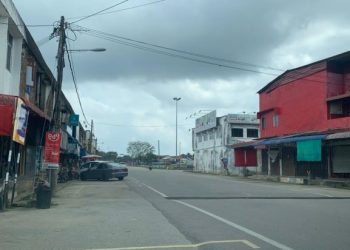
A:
12 98 29 145
43 132 61 169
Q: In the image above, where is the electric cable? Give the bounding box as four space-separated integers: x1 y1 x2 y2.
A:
67 0 166 20
71 0 129 24
65 41 91 126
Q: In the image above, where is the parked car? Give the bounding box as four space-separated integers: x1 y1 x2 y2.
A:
80 161 128 181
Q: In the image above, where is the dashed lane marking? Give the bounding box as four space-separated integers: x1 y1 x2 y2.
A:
130 181 293 250
175 200 293 250
86 239 260 249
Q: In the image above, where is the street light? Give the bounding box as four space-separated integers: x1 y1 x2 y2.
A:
173 97 181 163
66 48 106 52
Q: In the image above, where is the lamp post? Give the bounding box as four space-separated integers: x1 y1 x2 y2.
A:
66 48 106 52
50 16 106 192
173 97 181 164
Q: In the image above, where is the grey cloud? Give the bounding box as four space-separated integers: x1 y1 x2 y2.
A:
18 0 350 83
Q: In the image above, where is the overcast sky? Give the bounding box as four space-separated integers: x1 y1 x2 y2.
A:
13 0 350 155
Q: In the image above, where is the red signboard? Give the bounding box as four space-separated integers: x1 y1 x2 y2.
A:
43 132 61 169
0 105 14 136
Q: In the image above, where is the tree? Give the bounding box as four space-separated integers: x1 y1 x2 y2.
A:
127 141 155 163
103 151 118 162
143 152 157 164
97 151 118 162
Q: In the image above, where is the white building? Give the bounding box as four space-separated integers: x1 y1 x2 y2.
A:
0 0 26 96
193 111 259 174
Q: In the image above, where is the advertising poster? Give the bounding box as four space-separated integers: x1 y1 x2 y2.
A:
43 132 61 169
12 98 29 145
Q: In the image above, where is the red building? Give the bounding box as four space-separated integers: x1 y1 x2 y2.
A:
257 51 350 179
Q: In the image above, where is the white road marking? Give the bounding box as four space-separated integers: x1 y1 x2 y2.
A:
87 239 259 249
175 200 294 250
142 183 168 198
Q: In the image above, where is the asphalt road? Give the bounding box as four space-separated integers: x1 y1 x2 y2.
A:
1 168 350 250
127 167 350 250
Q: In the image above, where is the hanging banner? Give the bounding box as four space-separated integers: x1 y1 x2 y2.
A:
12 98 29 145
43 132 61 169
297 139 322 162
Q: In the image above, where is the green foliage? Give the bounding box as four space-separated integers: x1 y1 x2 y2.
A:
98 151 118 162
127 141 155 163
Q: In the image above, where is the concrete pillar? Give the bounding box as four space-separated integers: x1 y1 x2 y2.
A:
256 149 262 174
327 146 331 178
267 147 271 176
279 147 283 177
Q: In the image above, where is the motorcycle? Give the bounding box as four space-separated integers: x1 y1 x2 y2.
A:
58 167 69 183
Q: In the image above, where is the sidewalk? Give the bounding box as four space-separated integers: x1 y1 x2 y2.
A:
0 180 190 250
191 170 350 189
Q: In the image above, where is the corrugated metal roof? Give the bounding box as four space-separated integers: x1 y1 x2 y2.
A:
326 132 350 140
258 50 350 94
257 134 326 146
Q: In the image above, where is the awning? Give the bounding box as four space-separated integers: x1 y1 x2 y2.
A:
257 134 327 146
326 131 350 140
231 140 260 148
22 98 51 121
81 154 102 159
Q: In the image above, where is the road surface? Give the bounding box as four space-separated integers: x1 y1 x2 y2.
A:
127 167 350 250
1 167 350 250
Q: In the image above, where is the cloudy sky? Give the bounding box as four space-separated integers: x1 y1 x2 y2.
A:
13 0 350 155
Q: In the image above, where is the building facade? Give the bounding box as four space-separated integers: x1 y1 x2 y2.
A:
193 111 259 174
257 51 350 179
0 0 90 208
0 0 58 206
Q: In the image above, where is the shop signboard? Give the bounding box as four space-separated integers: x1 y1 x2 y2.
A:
43 132 62 169
195 110 217 133
69 114 79 126
12 98 29 145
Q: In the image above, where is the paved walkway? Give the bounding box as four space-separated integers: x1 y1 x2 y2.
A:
0 180 190 250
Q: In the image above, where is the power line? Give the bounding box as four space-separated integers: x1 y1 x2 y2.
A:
67 0 166 20
65 41 90 126
74 24 284 73
82 31 279 76
0 22 53 27
73 25 330 85
71 0 129 24
95 121 192 128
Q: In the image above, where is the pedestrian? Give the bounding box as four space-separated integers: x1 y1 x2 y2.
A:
221 157 229 176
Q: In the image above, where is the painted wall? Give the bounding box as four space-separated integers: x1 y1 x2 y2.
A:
193 115 259 174
259 70 350 138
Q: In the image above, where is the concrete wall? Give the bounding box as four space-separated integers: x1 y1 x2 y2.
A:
0 0 25 96
194 115 260 174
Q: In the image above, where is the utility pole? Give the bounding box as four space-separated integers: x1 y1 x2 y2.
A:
50 16 66 192
157 140 160 156
89 119 94 154
173 97 181 164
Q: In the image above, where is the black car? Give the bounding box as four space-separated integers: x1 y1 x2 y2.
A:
80 161 128 181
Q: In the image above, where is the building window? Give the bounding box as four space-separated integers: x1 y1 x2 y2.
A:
232 128 243 137
198 134 202 142
261 116 267 129
209 129 215 140
272 114 279 127
6 33 13 71
247 128 259 138
203 133 208 141
216 126 222 138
